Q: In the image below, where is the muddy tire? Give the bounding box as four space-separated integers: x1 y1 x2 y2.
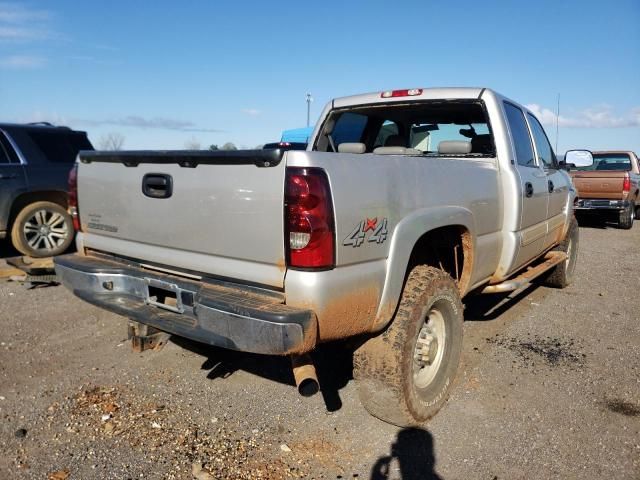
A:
353 265 463 427
618 200 635 230
10 201 74 258
545 216 579 289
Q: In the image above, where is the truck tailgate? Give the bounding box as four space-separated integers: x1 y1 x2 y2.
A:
571 171 627 199
76 151 287 288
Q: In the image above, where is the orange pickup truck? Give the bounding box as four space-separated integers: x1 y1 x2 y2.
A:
571 151 640 229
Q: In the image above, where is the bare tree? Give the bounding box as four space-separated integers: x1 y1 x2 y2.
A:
221 142 237 151
99 132 125 151
184 137 201 150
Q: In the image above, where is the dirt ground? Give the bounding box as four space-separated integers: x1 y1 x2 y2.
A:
1 219 639 480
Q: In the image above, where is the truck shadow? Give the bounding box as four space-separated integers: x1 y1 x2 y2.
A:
370 427 441 480
575 214 615 229
171 280 548 413
170 336 353 412
464 283 541 322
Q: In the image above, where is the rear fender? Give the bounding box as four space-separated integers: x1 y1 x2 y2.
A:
373 206 475 331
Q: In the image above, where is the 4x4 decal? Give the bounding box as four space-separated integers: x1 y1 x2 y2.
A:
343 217 388 247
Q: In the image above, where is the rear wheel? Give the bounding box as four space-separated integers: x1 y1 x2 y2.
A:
353 265 463 426
10 201 74 258
545 216 579 288
618 200 635 229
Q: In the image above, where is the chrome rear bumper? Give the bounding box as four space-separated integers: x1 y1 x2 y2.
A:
54 253 317 355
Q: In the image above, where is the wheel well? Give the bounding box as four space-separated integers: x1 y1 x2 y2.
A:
8 191 68 227
407 225 473 294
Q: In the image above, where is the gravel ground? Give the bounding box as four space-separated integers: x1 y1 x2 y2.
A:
0 220 638 479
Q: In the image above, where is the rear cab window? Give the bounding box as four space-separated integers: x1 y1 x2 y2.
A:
316 101 495 156
576 153 632 171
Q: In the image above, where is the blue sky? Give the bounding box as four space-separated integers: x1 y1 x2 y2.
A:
1 0 639 152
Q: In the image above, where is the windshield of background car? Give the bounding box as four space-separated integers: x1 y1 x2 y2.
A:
576 153 631 171
316 101 494 155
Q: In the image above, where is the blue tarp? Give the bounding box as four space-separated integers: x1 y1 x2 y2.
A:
281 127 313 143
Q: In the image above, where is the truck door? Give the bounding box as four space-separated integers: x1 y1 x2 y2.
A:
526 113 568 248
503 102 550 270
0 131 27 234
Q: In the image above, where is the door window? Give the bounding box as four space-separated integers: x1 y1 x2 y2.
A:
527 113 556 169
504 102 536 167
331 112 368 146
0 132 19 164
374 121 399 147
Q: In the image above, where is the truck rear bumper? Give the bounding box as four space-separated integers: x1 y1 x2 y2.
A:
54 253 317 355
575 199 629 211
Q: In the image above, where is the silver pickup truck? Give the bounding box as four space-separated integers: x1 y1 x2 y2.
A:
55 87 587 426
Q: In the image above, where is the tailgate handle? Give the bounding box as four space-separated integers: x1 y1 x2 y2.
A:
142 173 173 199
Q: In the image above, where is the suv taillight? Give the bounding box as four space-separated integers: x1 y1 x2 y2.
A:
285 167 335 269
623 173 631 193
68 164 80 231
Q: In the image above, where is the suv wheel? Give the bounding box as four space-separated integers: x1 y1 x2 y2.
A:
353 265 463 426
10 201 74 258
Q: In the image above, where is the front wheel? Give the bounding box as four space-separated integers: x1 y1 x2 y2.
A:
10 201 74 258
618 200 635 230
353 265 463 427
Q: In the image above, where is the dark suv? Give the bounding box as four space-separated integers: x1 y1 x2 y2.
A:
0 123 93 257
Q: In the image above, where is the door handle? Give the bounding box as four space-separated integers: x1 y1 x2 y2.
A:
142 173 173 199
548 180 554 193
525 182 534 198
0 173 18 180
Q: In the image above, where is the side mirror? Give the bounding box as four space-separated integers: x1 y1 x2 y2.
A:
563 149 593 169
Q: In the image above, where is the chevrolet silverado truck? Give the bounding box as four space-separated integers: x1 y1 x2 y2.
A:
569 150 639 229
55 87 585 426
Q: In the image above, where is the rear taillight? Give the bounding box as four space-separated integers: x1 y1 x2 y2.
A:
68 164 80 231
623 173 631 193
285 167 335 269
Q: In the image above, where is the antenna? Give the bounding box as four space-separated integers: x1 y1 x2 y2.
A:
555 93 560 153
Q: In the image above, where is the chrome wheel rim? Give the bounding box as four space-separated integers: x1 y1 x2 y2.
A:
23 209 69 253
565 237 573 268
413 307 447 389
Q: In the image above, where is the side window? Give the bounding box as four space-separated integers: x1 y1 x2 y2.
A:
331 112 368 146
527 113 556 169
0 132 19 164
504 102 536 167
374 121 399 147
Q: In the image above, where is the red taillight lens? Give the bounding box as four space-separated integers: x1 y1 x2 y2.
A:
623 173 631 193
285 167 334 269
68 164 80 231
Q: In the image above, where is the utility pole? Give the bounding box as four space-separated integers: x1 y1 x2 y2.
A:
306 93 313 127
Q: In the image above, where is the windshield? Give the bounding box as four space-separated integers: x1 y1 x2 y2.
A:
576 153 631 171
315 100 494 156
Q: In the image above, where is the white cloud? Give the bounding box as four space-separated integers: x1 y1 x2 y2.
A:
241 108 261 116
77 115 222 133
0 3 51 41
0 2 49 23
527 103 640 129
0 54 46 69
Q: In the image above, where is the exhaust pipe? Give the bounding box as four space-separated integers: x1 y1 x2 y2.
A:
291 354 320 397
